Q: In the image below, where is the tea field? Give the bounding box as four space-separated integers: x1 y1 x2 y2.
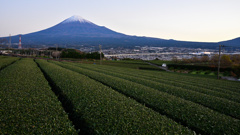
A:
0 56 240 134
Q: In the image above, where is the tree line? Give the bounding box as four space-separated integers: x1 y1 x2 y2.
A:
61 49 104 60
171 54 240 77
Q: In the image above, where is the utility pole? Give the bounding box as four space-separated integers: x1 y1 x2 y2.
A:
9 34 11 50
18 34 22 49
99 44 102 65
56 44 58 60
218 45 224 79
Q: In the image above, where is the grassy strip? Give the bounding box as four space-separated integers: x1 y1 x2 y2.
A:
0 58 77 134
0 56 19 70
36 59 194 135
76 63 240 104
52 60 240 135
66 62 240 119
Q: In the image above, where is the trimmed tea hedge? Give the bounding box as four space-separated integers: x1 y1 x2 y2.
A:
52 60 240 135
81 62 240 95
74 63 240 103
143 69 240 93
36 59 194 134
0 56 19 70
0 58 77 134
66 62 240 119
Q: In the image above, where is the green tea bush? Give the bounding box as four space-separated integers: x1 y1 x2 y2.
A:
0 58 77 134
52 61 240 135
0 56 19 70
37 59 194 135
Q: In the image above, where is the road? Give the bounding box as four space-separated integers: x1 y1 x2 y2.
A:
144 61 173 72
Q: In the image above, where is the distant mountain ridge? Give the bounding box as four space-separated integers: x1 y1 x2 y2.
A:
3 15 240 49
219 37 240 47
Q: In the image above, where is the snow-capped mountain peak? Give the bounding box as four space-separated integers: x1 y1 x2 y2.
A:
62 15 92 24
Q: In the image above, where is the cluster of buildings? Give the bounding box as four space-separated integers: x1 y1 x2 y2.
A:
1 38 240 60
102 46 216 60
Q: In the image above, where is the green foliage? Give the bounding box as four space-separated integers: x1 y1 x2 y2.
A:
2 57 240 134
0 56 9 59
86 52 103 59
48 47 65 51
65 62 240 102
61 49 104 59
204 70 212 75
167 64 232 71
221 55 232 67
101 60 160 70
169 67 174 70
150 60 174 65
52 60 240 135
163 54 240 77
0 59 77 134
77 59 161 70
0 56 19 70
61 49 85 58
36 59 193 134
232 65 240 77
64 62 240 118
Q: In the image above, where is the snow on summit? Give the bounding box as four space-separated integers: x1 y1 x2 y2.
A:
62 15 92 23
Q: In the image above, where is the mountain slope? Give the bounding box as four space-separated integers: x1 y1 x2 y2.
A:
219 37 240 47
3 15 239 49
8 15 131 46
31 15 127 38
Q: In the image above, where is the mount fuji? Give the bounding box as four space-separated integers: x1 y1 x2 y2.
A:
4 15 239 49
33 15 127 38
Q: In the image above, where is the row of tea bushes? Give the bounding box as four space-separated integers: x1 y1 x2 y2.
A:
72 63 240 119
36 59 194 134
0 58 77 134
52 61 240 135
89 62 240 95
0 56 19 70
83 63 240 103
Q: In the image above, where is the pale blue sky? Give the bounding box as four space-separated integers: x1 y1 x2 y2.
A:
1 0 240 42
